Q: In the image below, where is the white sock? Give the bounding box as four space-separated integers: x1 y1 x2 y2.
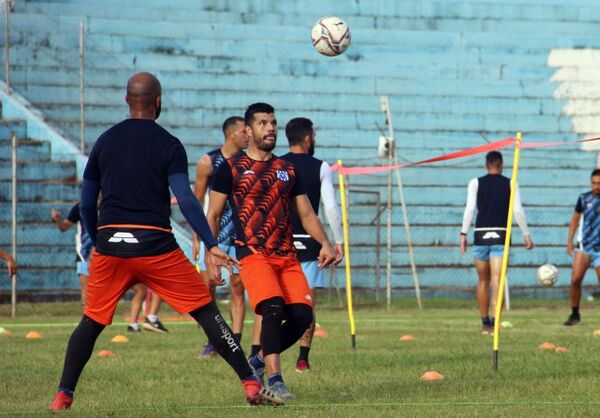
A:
147 314 158 323
129 323 139 330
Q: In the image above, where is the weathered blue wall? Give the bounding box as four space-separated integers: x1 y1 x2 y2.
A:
2 0 600 293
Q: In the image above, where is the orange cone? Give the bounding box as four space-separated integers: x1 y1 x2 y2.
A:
111 335 129 343
538 342 556 350
555 346 568 353
400 335 414 341
420 371 444 381
26 331 42 340
98 349 116 357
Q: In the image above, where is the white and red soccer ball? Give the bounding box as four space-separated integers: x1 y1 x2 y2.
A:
311 16 351 57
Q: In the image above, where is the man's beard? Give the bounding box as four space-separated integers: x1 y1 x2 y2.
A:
257 136 276 152
308 141 315 156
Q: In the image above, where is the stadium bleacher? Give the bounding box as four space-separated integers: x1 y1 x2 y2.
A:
1 0 598 294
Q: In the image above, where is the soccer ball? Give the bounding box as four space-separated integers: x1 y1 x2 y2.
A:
311 16 351 56
537 264 558 287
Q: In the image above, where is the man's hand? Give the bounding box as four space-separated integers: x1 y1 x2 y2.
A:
334 244 344 265
318 241 337 269
51 209 61 223
5 254 16 278
459 234 467 255
524 235 534 250
192 234 200 261
567 242 575 257
205 246 240 286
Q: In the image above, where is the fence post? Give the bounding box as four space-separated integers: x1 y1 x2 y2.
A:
11 131 17 317
79 20 85 153
4 0 10 92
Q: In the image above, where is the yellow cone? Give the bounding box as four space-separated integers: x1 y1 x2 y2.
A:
420 371 444 381
111 335 129 343
538 342 556 350
26 331 42 340
400 335 415 341
593 329 600 336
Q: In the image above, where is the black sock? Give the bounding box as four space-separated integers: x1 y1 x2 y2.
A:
298 346 310 362
572 306 580 316
189 301 253 380
250 344 261 357
233 333 242 344
58 315 105 392
280 304 313 353
482 316 491 326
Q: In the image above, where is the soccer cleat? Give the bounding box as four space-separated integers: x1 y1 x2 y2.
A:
247 387 285 406
199 343 217 358
295 359 310 373
50 391 73 411
268 381 294 399
481 324 494 335
127 325 141 332
564 313 580 326
142 318 168 333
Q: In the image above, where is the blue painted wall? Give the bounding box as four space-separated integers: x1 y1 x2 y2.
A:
2 0 599 293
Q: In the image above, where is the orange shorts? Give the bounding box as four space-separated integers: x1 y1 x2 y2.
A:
239 253 312 313
84 248 212 325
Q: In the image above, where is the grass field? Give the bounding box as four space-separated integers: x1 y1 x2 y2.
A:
2 296 600 417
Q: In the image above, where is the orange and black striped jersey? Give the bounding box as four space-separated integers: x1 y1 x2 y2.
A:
211 153 305 259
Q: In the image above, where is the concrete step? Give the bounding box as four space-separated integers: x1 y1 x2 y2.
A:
0 267 79 290
0 201 78 222
0 224 76 246
0 139 52 161
0 181 80 202
0 160 76 181
20 0 600 24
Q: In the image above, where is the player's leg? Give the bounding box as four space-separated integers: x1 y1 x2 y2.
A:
565 250 591 325
143 291 168 333
261 257 313 398
230 273 245 343
138 248 282 405
76 261 89 306
250 314 262 357
127 283 145 332
296 260 322 372
473 245 493 334
197 244 218 357
228 242 245 344
51 252 135 410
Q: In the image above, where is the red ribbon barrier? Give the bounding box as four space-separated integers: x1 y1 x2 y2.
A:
331 136 600 176
331 137 515 175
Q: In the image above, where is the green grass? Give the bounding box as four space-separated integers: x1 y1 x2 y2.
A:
2 297 600 417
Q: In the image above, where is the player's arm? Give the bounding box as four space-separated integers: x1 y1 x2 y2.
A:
51 209 74 232
320 161 344 264
567 197 583 257
192 155 213 260
169 173 237 280
513 183 533 250
292 194 336 269
0 249 16 278
460 178 477 255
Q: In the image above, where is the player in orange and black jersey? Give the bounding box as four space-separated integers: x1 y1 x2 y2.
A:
207 102 337 399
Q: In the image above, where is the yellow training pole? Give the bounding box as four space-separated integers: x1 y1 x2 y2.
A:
338 160 357 350
492 131 522 370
